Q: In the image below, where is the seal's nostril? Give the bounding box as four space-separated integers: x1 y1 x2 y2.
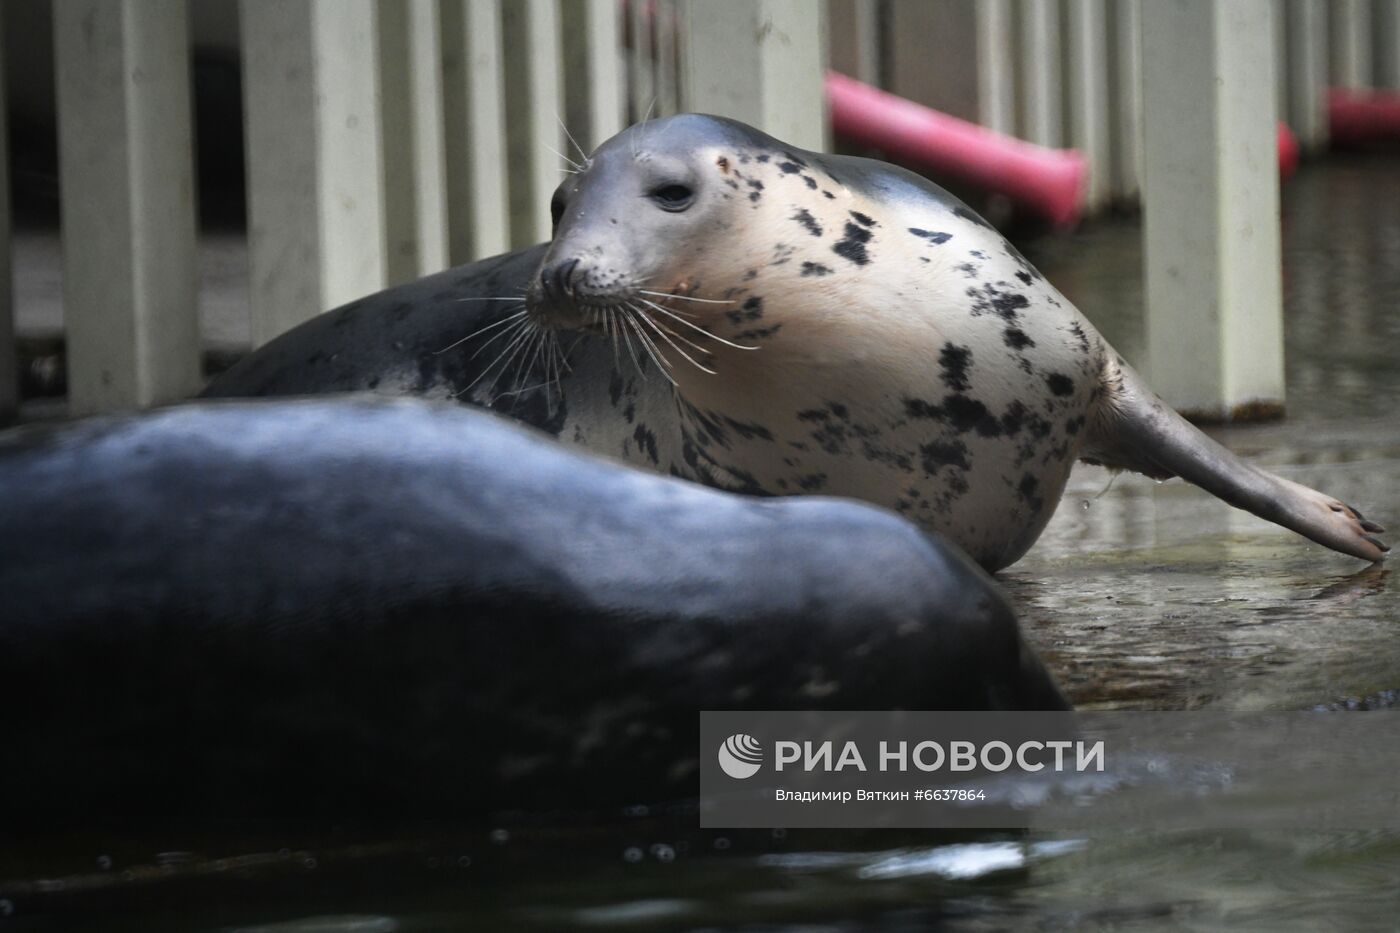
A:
541 258 581 302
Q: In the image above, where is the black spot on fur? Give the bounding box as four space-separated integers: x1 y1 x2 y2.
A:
800 261 833 277
1018 473 1042 506
778 161 802 174
735 324 782 340
801 175 818 190
723 416 776 442
797 408 829 422
608 369 624 406
832 222 873 266
1003 328 1035 350
792 208 823 237
727 296 764 325
966 282 1030 322
920 439 970 474
633 424 660 465
939 343 973 392
796 473 828 491
1046 373 1074 397
829 402 849 420
823 190 836 200
904 394 1004 438
850 211 876 227
944 394 1002 436
1015 270 1033 285
909 228 953 245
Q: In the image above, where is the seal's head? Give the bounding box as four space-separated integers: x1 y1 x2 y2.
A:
525 114 804 343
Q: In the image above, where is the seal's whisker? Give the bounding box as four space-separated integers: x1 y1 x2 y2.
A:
437 309 527 354
645 315 714 358
637 289 735 305
466 316 530 361
632 97 657 158
629 303 717 375
556 114 589 164
461 318 535 394
601 308 621 363
544 143 584 172
630 301 715 358
489 323 543 398
543 332 563 408
624 308 678 386
516 326 548 396
615 308 645 378
635 297 760 351
453 297 529 302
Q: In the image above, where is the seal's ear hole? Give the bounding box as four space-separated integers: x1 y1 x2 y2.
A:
650 184 695 212
550 192 566 232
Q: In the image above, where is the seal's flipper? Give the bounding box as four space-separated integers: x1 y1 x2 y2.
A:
1082 361 1388 563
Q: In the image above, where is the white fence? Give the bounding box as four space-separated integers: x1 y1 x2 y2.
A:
1 0 1399 421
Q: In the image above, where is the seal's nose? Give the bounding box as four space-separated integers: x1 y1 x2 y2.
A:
539 258 581 303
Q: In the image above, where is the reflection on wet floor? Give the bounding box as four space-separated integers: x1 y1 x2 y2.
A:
1011 152 1400 710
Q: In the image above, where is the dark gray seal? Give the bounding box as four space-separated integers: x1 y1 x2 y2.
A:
205 114 1387 571
0 397 1065 822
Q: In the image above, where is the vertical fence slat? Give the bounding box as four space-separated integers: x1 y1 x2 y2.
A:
1066 0 1110 209
1378 0 1400 88
408 0 450 274
562 0 625 155
55 0 200 413
628 0 654 122
827 0 882 88
1286 0 1330 152
378 0 448 280
654 0 680 117
888 1 979 123
241 0 388 346
503 0 564 248
1330 0 1374 88
0 5 14 424
1017 0 1063 147
680 0 828 153
1141 0 1284 418
441 0 509 263
378 0 450 283
854 0 883 87
1109 0 1143 203
977 0 1016 134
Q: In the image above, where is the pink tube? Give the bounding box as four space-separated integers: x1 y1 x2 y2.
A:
1277 123 1299 177
826 71 1086 227
1329 88 1400 147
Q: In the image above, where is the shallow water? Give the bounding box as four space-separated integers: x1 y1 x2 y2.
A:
5 154 1399 932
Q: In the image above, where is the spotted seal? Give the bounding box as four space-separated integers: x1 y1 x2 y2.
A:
205 114 1387 571
0 398 1064 821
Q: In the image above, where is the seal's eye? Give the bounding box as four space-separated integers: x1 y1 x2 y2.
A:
650 184 695 212
550 192 566 231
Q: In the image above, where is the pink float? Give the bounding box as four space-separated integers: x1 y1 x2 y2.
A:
826 71 1086 228
1329 88 1400 147
828 71 1302 226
